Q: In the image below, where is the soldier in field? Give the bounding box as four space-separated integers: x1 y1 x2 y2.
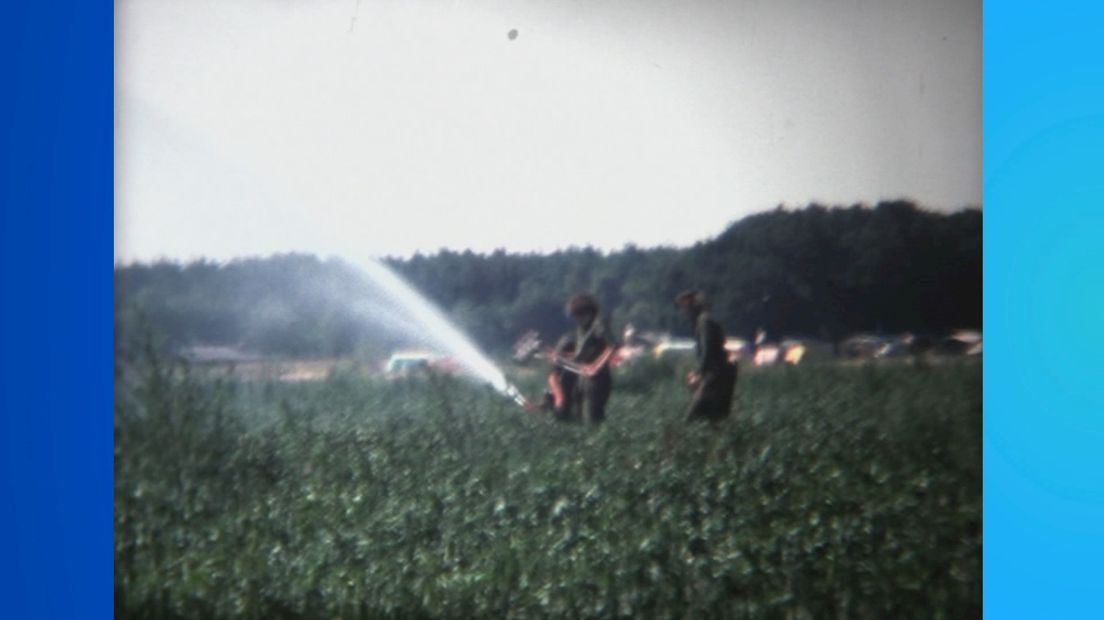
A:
675 290 737 422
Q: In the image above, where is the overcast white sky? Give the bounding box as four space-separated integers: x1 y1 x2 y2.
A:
115 0 980 264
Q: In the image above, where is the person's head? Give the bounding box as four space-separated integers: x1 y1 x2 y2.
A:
565 293 599 326
674 290 707 318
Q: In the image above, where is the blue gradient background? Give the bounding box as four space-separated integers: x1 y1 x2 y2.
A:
0 1 113 617
0 1 1101 617
984 1 1104 617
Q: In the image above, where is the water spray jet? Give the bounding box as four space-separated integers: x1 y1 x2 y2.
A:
350 258 534 411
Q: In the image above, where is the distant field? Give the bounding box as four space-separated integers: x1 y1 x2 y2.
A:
115 358 981 619
181 351 979 385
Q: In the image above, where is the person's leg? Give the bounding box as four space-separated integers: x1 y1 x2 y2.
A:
686 383 709 421
698 370 733 421
689 371 731 422
569 380 586 423
581 389 599 423
718 364 737 418
583 376 610 424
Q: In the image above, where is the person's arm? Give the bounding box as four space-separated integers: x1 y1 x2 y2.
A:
697 315 717 376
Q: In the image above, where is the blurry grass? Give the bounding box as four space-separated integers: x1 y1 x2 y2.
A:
115 356 980 619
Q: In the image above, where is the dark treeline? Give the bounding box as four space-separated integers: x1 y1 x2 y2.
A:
116 254 374 357
116 201 980 357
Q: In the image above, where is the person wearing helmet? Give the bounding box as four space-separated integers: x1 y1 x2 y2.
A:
675 290 737 421
564 293 614 424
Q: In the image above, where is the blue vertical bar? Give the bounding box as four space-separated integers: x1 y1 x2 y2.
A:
984 1 1104 617
0 2 113 618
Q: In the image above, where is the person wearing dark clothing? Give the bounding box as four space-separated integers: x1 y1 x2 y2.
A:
565 293 614 424
676 290 737 421
542 333 580 422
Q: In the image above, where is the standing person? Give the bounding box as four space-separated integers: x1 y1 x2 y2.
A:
565 293 614 424
675 290 737 422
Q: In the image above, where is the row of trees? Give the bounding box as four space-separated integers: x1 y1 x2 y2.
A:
116 201 981 357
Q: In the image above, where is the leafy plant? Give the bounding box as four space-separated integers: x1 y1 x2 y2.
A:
116 359 981 619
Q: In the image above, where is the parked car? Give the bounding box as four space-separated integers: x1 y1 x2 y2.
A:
653 338 696 359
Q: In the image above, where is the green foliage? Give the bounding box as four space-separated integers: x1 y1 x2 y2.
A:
115 202 982 357
612 355 688 394
116 360 981 619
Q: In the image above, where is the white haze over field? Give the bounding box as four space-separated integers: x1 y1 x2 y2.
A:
115 0 980 264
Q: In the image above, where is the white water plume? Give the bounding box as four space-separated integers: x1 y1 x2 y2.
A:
348 258 528 407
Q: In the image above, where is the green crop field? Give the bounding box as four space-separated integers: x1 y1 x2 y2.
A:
115 357 981 619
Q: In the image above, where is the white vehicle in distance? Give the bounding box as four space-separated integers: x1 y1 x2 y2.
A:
384 351 461 377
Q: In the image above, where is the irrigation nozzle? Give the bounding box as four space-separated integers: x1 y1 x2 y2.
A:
502 383 535 411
